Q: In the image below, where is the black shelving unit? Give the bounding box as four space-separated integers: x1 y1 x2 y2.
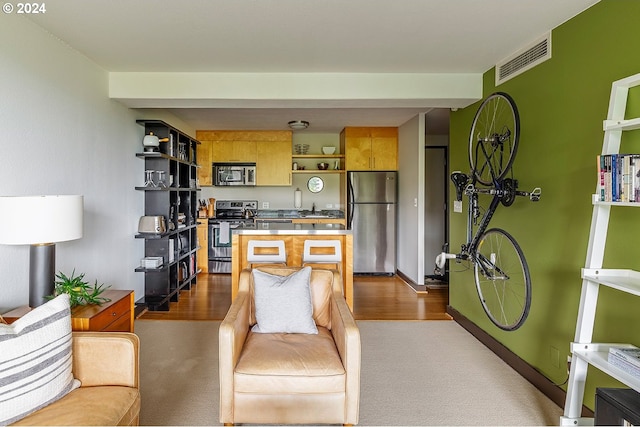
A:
135 120 201 311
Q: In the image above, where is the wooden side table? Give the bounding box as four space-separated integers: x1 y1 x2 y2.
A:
1 290 134 333
71 290 134 332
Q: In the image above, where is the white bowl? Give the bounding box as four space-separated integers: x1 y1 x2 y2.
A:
322 146 336 155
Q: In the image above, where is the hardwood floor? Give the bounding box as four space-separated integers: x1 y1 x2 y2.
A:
138 272 451 321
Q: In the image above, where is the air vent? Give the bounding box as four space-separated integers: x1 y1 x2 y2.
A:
495 32 551 85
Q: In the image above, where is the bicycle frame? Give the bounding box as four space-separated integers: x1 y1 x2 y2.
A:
435 167 539 274
459 179 509 281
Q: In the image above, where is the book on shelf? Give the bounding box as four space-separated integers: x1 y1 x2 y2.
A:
597 154 640 202
609 353 640 378
609 346 640 368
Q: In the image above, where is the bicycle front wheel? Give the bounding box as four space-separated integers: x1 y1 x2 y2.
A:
468 92 520 186
473 228 531 331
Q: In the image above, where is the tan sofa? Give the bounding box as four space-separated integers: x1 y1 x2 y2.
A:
219 267 361 425
11 332 140 426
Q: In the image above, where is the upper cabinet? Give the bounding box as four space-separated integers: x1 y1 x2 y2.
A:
342 127 398 170
197 131 257 162
196 137 212 186
213 140 257 162
196 130 292 186
256 139 291 186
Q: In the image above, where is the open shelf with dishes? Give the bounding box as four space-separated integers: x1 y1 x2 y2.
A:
135 120 201 311
291 153 346 174
292 143 345 173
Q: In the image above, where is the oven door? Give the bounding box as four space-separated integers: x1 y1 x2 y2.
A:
208 222 235 273
210 222 234 248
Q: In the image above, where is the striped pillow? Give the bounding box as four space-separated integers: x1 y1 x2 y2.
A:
0 294 80 425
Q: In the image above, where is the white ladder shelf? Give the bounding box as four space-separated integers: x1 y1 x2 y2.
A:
561 72 640 425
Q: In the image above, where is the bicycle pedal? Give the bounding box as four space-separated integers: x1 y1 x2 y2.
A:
530 187 542 201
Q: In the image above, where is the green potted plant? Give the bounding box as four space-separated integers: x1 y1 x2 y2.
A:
47 270 111 307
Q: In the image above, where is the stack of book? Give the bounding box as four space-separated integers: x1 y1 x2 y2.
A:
608 346 640 377
597 154 640 202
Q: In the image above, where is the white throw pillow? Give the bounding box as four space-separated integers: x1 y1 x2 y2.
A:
0 294 80 425
251 267 318 334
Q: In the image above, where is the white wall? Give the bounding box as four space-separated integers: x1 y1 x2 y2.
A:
0 17 143 311
396 114 426 284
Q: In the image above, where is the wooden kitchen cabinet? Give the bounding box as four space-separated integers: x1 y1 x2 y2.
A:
197 131 257 162
212 140 257 162
257 139 291 185
196 222 208 273
342 127 398 170
196 130 293 186
197 140 212 186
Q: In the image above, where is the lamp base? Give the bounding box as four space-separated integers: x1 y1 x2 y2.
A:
29 244 55 307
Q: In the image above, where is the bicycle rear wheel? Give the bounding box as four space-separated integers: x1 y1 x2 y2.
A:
473 228 531 331
468 92 520 186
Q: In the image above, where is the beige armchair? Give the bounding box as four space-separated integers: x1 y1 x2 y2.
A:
11 332 140 426
219 267 360 425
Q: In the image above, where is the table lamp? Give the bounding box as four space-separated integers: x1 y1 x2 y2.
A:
0 195 84 307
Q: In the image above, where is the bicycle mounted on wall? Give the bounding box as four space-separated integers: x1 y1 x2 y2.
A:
435 92 541 331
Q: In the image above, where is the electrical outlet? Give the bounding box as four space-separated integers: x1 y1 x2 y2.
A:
262 202 269 209
454 200 463 213
326 204 333 208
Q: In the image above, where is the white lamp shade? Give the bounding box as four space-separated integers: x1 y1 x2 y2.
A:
0 195 83 245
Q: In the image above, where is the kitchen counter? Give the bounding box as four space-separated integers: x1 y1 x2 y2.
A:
231 224 353 310
255 209 345 219
236 222 348 234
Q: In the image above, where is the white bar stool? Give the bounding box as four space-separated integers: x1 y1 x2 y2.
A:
302 240 342 272
247 240 287 267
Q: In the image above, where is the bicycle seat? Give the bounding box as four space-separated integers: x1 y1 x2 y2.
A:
450 172 469 201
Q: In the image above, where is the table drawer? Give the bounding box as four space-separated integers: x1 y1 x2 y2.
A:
89 295 130 331
71 291 132 332
102 310 132 332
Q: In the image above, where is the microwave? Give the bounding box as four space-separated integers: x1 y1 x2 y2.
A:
213 163 256 186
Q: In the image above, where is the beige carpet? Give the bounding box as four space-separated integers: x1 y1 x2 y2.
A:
135 319 562 426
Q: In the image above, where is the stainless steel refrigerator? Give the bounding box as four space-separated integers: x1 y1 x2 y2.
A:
347 171 397 274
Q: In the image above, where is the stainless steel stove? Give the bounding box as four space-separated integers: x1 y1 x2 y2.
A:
214 200 257 219
208 200 257 273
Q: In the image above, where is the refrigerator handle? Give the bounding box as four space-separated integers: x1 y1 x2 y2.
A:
348 175 355 205
347 175 355 229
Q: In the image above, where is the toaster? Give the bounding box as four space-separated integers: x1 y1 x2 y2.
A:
138 216 166 234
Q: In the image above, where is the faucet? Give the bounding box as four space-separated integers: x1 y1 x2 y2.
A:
311 203 316 214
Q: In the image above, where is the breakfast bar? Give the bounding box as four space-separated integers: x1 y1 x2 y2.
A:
231 223 354 310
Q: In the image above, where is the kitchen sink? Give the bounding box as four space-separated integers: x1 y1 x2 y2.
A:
255 209 343 219
300 209 340 218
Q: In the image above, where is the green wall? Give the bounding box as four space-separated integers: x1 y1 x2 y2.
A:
448 0 640 410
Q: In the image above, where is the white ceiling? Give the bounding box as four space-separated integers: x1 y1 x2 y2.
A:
27 0 599 133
